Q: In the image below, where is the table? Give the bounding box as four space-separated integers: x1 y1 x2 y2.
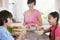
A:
22 32 49 40
12 25 49 40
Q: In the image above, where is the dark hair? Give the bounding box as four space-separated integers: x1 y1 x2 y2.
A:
49 11 59 23
27 0 36 5
49 11 59 40
0 10 13 26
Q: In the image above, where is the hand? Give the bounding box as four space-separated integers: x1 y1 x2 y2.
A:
16 27 27 40
37 26 44 31
18 27 27 37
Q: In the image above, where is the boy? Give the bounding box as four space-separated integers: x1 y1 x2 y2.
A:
0 10 26 40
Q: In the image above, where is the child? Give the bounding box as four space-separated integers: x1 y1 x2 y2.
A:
0 10 26 40
44 11 60 40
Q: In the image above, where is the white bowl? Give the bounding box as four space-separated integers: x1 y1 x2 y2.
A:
35 30 44 36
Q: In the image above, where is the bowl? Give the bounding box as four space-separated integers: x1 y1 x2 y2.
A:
35 30 44 36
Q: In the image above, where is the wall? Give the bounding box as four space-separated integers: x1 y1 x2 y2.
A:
0 0 2 8
0 0 9 10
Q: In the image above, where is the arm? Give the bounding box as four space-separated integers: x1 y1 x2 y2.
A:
44 28 50 34
55 37 60 40
16 31 26 40
55 27 60 40
16 27 27 40
37 13 42 26
37 13 42 30
23 16 26 26
0 31 1 39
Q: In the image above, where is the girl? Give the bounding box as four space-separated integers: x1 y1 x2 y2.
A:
44 11 60 40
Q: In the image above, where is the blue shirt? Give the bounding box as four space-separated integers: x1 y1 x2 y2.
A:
0 26 14 40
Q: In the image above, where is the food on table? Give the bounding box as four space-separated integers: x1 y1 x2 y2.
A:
35 30 44 36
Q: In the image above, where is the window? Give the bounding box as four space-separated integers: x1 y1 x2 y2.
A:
8 0 16 18
8 0 14 13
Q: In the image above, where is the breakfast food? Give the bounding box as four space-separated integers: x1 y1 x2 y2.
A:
13 26 22 29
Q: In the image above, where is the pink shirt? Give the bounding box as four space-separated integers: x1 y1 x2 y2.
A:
24 9 40 24
50 24 60 40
